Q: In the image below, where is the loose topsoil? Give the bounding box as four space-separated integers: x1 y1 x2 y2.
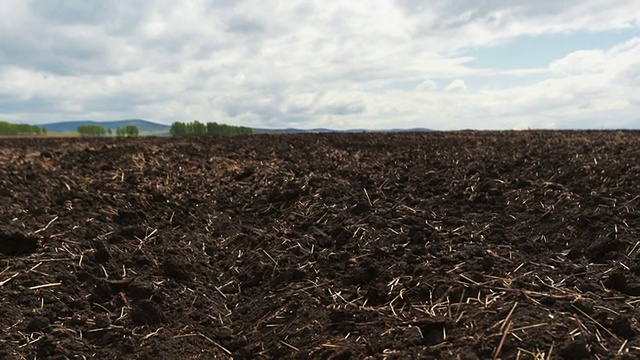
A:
1 131 640 359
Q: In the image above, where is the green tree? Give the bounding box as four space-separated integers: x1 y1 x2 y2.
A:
114 126 140 137
77 125 106 137
193 121 207 136
0 121 47 136
171 121 252 137
125 125 139 137
170 122 187 136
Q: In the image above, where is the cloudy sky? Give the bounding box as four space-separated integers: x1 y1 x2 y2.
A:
1 1 639 130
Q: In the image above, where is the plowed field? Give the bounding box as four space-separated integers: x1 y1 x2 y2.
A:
1 131 640 359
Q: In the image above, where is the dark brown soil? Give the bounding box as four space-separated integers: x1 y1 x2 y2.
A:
1 131 640 359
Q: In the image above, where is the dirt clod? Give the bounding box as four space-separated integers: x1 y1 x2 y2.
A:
0 230 38 256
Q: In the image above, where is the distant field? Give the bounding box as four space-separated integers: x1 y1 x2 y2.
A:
45 132 80 137
0 133 77 138
0 132 172 138
1 132 639 359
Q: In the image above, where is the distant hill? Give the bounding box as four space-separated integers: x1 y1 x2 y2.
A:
40 119 431 135
42 119 171 135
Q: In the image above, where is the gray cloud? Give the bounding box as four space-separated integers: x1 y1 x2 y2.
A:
225 14 266 34
0 95 56 114
30 1 110 25
319 100 366 116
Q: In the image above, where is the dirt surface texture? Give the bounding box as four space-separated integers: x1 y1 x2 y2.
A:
1 131 640 359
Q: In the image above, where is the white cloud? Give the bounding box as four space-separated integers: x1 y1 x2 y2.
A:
470 39 640 128
444 80 468 93
549 50 607 74
0 0 639 129
416 79 437 91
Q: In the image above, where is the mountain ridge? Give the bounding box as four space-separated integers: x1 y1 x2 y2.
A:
42 119 170 134
39 119 433 134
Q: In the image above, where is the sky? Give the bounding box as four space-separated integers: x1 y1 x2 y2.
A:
1 1 639 130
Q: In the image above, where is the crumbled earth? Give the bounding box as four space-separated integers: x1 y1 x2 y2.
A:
1 131 640 359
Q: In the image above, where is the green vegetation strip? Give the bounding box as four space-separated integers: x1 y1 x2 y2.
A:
0 121 47 136
170 121 252 136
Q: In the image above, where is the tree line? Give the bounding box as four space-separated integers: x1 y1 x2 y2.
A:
170 121 253 137
77 125 139 137
0 121 47 135
77 125 107 137
115 125 139 137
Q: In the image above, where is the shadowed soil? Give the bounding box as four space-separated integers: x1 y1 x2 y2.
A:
1 131 640 359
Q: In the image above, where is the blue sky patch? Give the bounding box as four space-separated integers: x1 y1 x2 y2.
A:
464 28 639 69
